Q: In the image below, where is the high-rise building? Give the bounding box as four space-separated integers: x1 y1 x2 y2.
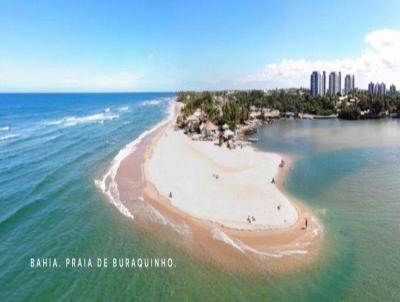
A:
328 72 341 95
328 72 335 95
377 83 386 96
369 82 387 96
310 71 322 96
344 74 355 94
322 71 326 95
338 72 342 95
368 82 375 94
389 84 396 94
374 83 379 94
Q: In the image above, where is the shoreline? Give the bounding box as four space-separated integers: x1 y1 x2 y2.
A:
100 101 322 273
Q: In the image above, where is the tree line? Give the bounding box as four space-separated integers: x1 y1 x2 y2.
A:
176 89 400 124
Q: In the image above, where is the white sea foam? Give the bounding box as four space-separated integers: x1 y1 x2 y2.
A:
0 134 20 141
0 126 10 131
144 202 191 235
239 243 283 258
118 106 129 111
94 99 176 220
211 228 283 258
45 112 119 127
105 107 111 113
211 228 246 253
211 228 307 258
140 100 162 106
279 250 308 255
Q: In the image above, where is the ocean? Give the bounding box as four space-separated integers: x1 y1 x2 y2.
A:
1 93 400 301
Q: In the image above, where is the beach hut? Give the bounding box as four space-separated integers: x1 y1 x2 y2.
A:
186 115 200 132
203 121 217 137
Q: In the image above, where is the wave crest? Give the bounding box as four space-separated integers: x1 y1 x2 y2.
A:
0 134 20 141
45 112 119 127
211 228 307 258
140 100 162 106
118 106 129 111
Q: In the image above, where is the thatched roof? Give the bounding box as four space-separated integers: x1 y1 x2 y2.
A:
204 121 217 131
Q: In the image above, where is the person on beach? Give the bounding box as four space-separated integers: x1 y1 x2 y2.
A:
305 218 308 229
271 178 275 184
169 192 172 198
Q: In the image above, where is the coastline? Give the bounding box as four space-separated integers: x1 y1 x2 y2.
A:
100 101 322 273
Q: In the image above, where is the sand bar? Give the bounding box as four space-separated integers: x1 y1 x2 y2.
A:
106 102 322 272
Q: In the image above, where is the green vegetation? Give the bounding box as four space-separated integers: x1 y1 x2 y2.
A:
220 102 250 130
176 89 400 124
340 90 400 119
338 105 361 120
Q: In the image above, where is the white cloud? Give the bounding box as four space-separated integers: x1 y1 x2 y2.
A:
240 28 400 89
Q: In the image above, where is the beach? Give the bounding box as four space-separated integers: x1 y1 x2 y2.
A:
110 101 322 272
147 124 298 230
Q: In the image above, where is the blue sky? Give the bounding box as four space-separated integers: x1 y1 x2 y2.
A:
0 0 400 91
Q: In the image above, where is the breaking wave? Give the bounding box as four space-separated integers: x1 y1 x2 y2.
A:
140 100 162 106
0 126 10 131
118 106 129 111
142 201 191 235
94 100 176 220
211 228 307 258
45 112 119 127
0 134 20 142
211 228 246 253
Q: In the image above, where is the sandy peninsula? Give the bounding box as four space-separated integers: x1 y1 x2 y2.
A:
108 102 322 272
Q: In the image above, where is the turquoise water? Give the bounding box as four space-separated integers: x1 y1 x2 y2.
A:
1 95 400 301
256 119 400 301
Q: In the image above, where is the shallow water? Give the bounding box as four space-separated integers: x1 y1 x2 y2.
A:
256 119 400 301
1 95 399 301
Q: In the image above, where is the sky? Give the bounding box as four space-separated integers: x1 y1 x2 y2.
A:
0 0 400 92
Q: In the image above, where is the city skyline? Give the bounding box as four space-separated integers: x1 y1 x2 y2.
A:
311 69 398 96
0 1 400 92
311 71 354 96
